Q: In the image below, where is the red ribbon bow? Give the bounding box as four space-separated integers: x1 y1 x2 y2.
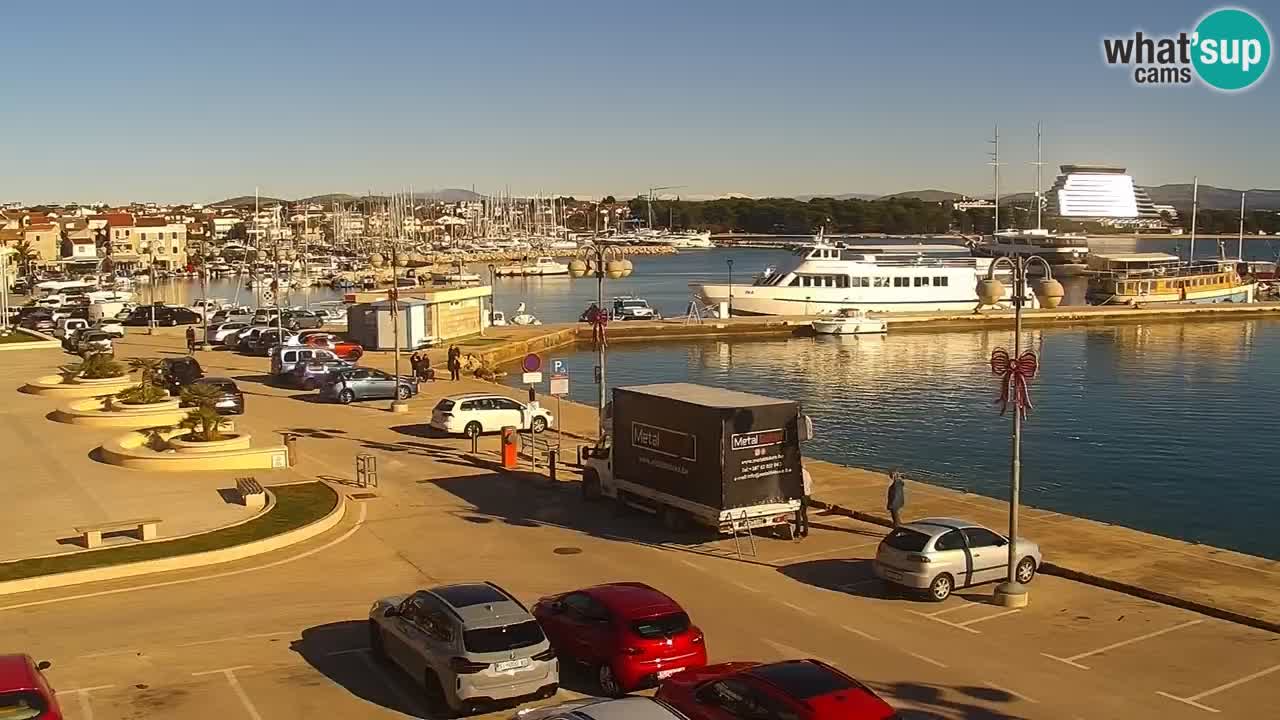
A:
586 306 609 349
990 348 1037 415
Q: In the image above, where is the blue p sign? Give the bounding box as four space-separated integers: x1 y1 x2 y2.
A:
552 359 566 374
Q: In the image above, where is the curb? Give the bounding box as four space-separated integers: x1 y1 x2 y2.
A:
0 484 346 597
809 499 1280 635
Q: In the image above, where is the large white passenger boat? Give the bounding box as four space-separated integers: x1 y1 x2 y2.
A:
970 228 1089 266
691 239 1026 316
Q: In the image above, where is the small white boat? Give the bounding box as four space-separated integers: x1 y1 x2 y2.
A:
811 308 887 335
493 256 570 277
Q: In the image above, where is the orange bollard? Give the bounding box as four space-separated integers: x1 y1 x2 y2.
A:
501 426 518 469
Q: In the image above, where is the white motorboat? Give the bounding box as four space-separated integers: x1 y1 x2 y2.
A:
811 308 887 335
493 256 570 277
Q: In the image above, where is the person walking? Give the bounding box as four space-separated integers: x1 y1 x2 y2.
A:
447 345 462 381
185 326 196 355
887 470 906 528
795 464 813 539
409 352 422 381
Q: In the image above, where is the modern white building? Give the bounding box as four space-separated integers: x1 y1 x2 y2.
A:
1046 165 1161 220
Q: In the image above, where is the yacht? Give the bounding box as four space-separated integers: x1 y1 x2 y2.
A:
493 256 570 277
691 237 1026 316
969 228 1089 267
1085 253 1256 305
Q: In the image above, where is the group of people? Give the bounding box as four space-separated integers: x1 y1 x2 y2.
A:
793 466 906 539
408 345 465 382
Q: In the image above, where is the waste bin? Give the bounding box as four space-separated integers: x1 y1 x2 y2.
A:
501 426 519 469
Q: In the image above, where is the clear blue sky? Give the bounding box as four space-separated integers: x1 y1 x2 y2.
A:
2 0 1274 203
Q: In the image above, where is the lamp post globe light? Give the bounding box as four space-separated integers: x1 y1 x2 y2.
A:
975 255 1063 608
568 244 632 437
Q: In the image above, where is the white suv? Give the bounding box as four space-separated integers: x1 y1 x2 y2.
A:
430 393 553 437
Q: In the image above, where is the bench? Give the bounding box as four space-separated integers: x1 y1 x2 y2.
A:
73 518 162 549
235 477 266 509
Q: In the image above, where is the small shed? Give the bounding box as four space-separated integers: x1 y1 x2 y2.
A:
346 298 433 350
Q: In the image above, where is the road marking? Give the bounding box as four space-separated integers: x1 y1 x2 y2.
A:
926 602 977 617
781 601 817 617
78 648 139 659
908 610 981 634
769 540 881 565
177 631 295 647
222 667 264 720
986 682 1039 704
1041 619 1202 670
730 580 760 593
357 644 428 717
763 638 839 667
905 651 947 668
191 665 255 676
678 558 702 569
0 502 367 612
56 685 116 694
956 608 1022 627
1156 663 1280 714
56 683 115 720
841 624 879 642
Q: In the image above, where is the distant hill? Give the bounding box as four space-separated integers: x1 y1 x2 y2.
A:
210 195 288 208
1144 184 1280 211
878 189 966 202
794 192 880 201
301 193 361 205
420 188 482 202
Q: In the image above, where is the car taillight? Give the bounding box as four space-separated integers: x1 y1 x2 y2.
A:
907 553 931 563
449 657 489 674
531 648 556 662
622 646 644 656
690 629 704 644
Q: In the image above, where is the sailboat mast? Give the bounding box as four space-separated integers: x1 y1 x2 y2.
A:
1034 122 1043 231
1190 177 1199 262
990 126 1001 233
1238 192 1246 260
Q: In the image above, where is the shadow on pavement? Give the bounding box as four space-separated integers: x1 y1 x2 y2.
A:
870 680 1030 720
777 558 919 601
291 620 425 717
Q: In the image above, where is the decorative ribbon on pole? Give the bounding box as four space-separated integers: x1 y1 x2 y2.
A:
990 347 1038 415
587 305 609 350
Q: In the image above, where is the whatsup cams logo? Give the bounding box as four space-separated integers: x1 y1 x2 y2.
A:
1102 7 1271 91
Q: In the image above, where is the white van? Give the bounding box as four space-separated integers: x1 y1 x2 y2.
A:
54 317 90 340
90 301 127 322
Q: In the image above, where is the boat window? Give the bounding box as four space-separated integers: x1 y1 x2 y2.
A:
836 276 849 288
789 277 800 287
894 277 909 288
933 276 948 287
874 277 890 288
825 276 835 287
914 277 928 287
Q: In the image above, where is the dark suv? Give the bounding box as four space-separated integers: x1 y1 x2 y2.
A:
122 305 201 327
160 357 205 394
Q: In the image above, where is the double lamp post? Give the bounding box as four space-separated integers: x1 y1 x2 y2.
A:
567 244 633 437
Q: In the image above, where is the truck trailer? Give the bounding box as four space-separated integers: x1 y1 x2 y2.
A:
582 383 810 536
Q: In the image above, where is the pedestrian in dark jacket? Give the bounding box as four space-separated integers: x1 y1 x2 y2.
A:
795 466 813 538
887 470 906 528
185 326 196 354
447 345 462 381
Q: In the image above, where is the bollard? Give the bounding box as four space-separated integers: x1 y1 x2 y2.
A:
549 449 557 482
281 432 298 467
471 431 479 454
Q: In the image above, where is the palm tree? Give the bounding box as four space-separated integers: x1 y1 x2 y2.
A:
179 405 225 442
12 239 38 280
179 382 222 410
118 357 169 404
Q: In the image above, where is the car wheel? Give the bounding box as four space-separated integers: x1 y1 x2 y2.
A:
350 347 363 360
396 385 410 400
368 620 385 659
530 416 547 433
597 663 624 697
464 421 482 439
338 389 355 405
928 573 954 602
582 470 602 501
1016 557 1037 584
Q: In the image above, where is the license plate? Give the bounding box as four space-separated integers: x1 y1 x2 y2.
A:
657 668 683 680
495 659 529 673
216 399 235 407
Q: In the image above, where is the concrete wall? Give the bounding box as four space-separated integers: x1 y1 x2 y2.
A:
428 297 483 342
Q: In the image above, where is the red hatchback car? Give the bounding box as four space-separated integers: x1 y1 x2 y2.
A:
532 582 707 696
0 654 62 720
657 660 896 720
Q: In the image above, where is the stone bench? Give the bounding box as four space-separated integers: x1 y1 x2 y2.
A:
236 477 266 509
73 518 162 549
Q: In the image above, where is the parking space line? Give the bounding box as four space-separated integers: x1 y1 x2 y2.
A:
678 558 702 570
56 684 114 720
841 624 879 642
177 631 295 647
905 651 948 669
1156 663 1280 714
926 602 978 618
768 540 881 565
1041 619 1202 670
192 665 255 676
225 669 265 720
956 608 1022 627
986 682 1039 704
730 580 760 593
782 601 817 617
908 610 981 634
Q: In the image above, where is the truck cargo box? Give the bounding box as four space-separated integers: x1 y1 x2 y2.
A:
612 383 803 511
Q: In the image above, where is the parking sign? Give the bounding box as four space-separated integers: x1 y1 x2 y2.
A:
551 359 566 374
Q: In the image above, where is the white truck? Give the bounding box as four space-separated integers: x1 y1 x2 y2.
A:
582 383 811 537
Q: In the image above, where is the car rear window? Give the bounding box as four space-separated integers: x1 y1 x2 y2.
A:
0 690 48 720
882 528 930 552
463 620 545 653
746 661 855 700
631 612 690 639
435 399 455 412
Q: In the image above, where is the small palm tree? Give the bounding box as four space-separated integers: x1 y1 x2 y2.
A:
118 357 169 404
65 353 125 379
180 382 222 410
12 239 39 280
179 405 225 442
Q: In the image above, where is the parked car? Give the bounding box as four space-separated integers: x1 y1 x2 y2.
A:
90 318 125 338
282 309 323 330
302 332 364 360
320 367 417 403
75 331 115 356
514 697 688 720
186 377 245 415
313 306 347 325
231 325 272 352
533 583 706 696
0 654 63 720
367 582 558 715
612 296 658 321
872 517 1042 602
53 317 90 340
210 321 250 345
270 345 341 377
19 312 56 333
159 357 205 394
656 660 896 720
252 308 282 325
209 307 253 325
122 305 201 327
249 328 298 356
429 393 552 437
286 359 354 389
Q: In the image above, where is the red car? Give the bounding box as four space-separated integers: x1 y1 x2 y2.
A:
303 333 364 360
0 654 63 720
532 582 707 696
657 660 896 720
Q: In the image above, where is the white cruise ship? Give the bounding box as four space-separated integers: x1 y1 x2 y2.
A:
691 240 1027 316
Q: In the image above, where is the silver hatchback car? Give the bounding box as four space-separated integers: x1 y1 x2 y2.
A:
873 517 1042 601
369 582 559 715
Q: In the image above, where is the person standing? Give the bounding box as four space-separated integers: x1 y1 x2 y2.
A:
887 470 906 528
447 345 462 381
409 352 422 381
795 464 813 538
185 326 196 355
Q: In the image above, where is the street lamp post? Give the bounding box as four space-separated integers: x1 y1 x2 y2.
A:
389 284 410 413
568 245 632 438
976 255 1063 608
487 263 497 325
727 258 734 316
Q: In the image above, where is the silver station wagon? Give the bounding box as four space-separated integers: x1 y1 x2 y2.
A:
873 517 1042 601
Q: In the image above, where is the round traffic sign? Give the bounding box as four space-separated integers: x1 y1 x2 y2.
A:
522 353 541 372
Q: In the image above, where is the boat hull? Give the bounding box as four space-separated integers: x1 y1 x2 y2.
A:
811 320 887 335
692 283 1031 316
1087 284 1256 305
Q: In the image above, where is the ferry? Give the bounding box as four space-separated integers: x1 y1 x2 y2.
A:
691 238 1026 316
969 228 1089 267
1085 253 1256 305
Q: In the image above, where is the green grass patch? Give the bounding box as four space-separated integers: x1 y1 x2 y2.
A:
0 329 43 344
0 482 338 582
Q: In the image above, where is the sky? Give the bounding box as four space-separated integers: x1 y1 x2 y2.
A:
1 0 1275 204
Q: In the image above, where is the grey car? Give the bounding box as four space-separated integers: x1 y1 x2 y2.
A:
320 367 417 403
873 517 1042 602
512 697 688 720
368 582 559 715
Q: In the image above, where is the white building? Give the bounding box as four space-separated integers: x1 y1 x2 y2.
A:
1046 165 1160 220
